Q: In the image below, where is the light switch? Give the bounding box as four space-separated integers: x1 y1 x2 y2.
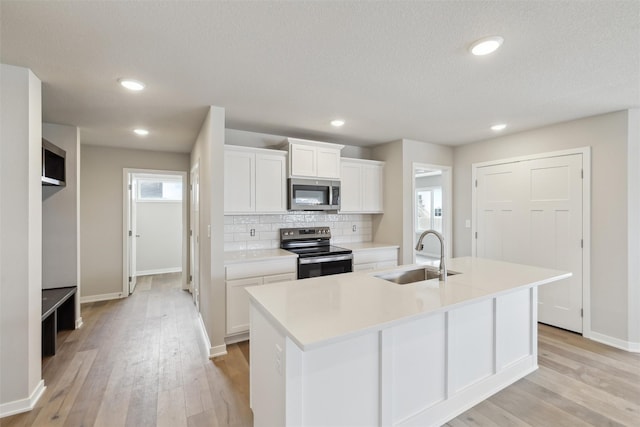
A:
465 220 471 228
207 224 211 237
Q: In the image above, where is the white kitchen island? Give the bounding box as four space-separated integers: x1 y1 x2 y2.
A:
246 257 571 427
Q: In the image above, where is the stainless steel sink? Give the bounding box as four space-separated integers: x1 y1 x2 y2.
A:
375 267 459 285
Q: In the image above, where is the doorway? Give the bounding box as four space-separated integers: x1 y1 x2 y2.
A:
412 163 452 265
123 169 188 296
472 148 591 334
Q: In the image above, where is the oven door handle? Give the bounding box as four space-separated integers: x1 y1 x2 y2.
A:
298 254 353 265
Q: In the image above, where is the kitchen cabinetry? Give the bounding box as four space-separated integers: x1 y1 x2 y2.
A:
284 138 343 179
340 158 384 213
224 145 287 214
352 246 398 271
226 257 296 335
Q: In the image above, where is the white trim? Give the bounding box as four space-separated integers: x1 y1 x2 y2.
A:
123 168 189 296
225 332 249 344
589 331 640 353
75 317 84 329
0 380 45 418
136 267 182 276
197 313 228 358
80 292 124 304
471 147 591 338
411 163 452 264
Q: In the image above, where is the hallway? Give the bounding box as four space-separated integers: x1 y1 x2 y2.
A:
2 274 252 427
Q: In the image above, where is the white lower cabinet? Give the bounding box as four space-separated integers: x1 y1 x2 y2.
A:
226 258 296 335
353 247 398 271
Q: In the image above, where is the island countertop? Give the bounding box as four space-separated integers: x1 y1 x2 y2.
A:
246 256 571 350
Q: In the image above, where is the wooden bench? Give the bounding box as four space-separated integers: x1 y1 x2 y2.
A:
42 287 77 357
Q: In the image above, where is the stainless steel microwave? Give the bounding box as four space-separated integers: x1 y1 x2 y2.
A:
288 178 340 211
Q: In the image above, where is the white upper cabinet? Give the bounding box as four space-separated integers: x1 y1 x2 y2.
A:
285 138 343 179
340 158 384 213
224 146 287 214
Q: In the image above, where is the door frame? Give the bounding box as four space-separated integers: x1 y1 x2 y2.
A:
190 162 200 310
411 163 453 264
471 147 591 338
122 168 189 296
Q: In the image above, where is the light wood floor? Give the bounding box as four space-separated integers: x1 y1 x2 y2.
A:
2 273 638 426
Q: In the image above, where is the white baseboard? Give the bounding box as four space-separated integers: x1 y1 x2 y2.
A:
225 332 249 345
197 313 227 358
136 268 182 276
0 379 45 418
589 331 640 353
80 292 124 304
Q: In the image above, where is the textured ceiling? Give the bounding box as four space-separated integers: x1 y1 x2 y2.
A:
1 1 639 153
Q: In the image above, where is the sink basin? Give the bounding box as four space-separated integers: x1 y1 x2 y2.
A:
375 267 459 285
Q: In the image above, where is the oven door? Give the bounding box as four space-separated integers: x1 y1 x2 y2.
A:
298 254 353 279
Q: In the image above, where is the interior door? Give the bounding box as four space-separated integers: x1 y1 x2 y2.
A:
524 154 583 332
475 154 583 333
190 164 200 310
128 175 138 294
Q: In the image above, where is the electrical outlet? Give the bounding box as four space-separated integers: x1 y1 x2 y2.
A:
465 219 471 228
352 224 357 232
250 228 255 237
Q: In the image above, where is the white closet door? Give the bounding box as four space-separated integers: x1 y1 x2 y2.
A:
524 154 583 333
475 154 583 333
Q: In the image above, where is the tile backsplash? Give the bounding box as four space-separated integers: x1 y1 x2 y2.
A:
224 213 373 251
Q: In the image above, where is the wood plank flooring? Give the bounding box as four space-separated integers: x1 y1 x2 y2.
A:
2 273 638 426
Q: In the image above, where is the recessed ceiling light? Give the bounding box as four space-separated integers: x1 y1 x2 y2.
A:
133 128 149 136
331 119 345 127
119 78 145 91
470 36 504 56
491 123 507 131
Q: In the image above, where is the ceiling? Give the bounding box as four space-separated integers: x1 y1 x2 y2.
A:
1 1 638 153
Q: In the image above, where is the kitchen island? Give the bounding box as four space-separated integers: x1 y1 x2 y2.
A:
246 257 571 427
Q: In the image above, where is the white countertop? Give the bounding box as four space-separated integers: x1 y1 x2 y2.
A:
341 242 399 251
246 257 571 350
224 248 297 265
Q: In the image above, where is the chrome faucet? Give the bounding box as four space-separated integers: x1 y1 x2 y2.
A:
415 229 447 281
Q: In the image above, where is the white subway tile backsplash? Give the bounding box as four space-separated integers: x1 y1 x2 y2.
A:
224 212 373 251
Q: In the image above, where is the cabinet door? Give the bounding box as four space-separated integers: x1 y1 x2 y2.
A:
316 147 341 179
226 276 262 334
290 144 317 177
340 161 362 212
362 164 383 212
353 263 377 272
255 153 287 212
224 150 255 213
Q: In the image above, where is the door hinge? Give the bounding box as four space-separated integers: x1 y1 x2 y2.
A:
581 239 583 248
581 169 584 179
128 230 132 237
475 231 478 239
580 308 583 318
189 275 193 282
128 276 132 282
129 184 132 190
190 229 193 236
475 179 478 188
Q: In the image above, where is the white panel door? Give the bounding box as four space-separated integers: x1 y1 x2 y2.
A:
255 153 287 212
523 155 583 332
475 163 523 264
475 154 583 333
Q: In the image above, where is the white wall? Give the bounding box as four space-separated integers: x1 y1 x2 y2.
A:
0 64 44 415
191 107 227 356
453 110 635 346
80 146 190 300
627 108 640 346
372 139 453 264
136 201 182 274
42 123 80 289
225 128 372 160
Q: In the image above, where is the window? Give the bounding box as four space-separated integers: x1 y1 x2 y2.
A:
137 179 182 201
416 186 442 232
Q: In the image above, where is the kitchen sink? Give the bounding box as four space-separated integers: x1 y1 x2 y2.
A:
375 267 459 285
